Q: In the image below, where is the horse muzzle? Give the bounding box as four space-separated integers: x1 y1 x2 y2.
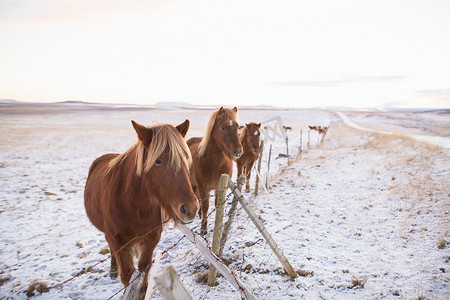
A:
230 148 243 159
177 202 198 224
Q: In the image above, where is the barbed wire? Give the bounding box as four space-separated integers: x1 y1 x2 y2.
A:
48 166 289 299
39 218 171 298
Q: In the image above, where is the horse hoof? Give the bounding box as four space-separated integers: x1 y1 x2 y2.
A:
110 271 118 279
245 188 250 193
200 229 207 236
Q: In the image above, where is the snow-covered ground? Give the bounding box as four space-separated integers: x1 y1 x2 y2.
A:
0 104 448 299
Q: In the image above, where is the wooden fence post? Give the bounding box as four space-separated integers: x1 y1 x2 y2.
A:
177 224 257 300
144 250 162 300
122 270 143 300
154 266 193 300
266 144 272 189
253 140 264 196
307 130 310 149
228 180 298 279
298 129 303 158
220 174 245 257
286 136 289 166
207 174 229 286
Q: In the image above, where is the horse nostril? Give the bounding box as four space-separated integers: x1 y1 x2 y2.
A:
179 204 187 216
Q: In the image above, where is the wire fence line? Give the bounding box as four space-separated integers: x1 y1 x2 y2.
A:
44 138 300 299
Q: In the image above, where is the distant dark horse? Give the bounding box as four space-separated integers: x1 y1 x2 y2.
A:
187 107 242 235
84 120 198 298
236 122 261 192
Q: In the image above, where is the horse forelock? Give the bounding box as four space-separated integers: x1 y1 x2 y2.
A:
197 108 237 157
108 124 191 176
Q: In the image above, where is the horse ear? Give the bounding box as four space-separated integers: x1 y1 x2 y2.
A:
176 119 190 138
257 123 261 128
233 107 238 113
131 120 153 144
218 107 224 114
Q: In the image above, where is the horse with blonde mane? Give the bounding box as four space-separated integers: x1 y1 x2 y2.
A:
187 107 243 235
236 122 261 192
84 120 198 298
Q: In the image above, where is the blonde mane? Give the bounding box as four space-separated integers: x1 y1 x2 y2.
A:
108 124 191 176
197 108 237 157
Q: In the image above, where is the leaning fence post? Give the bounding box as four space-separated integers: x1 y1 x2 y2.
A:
207 173 229 286
253 140 264 196
122 270 143 300
177 225 257 299
220 174 245 257
154 266 193 300
144 250 162 300
228 180 298 279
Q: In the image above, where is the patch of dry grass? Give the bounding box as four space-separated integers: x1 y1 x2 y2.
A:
349 276 367 289
26 281 49 297
437 238 447 249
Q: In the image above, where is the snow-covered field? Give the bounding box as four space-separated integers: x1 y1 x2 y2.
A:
0 103 448 299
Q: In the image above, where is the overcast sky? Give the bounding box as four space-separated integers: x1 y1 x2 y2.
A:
0 0 449 108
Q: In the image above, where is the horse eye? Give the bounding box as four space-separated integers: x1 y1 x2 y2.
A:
221 127 225 130
155 159 162 165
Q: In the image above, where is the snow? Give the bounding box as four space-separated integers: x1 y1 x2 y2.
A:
0 104 449 299
337 112 450 150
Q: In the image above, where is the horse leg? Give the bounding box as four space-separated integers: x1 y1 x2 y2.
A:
110 252 118 279
237 161 243 178
108 235 134 286
137 232 161 300
199 189 210 236
245 161 255 192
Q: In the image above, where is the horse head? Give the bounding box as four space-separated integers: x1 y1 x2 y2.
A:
131 119 199 224
212 107 243 159
244 122 261 155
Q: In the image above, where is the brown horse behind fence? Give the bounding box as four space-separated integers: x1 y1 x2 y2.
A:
84 120 198 298
187 107 243 235
236 122 261 192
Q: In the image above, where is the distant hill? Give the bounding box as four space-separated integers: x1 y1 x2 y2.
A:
154 101 193 107
56 100 100 105
0 99 19 103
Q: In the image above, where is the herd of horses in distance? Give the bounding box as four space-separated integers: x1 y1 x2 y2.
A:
83 106 328 296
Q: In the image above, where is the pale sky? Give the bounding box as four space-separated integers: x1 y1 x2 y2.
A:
0 0 449 109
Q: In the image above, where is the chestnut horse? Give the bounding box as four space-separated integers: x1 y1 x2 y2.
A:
84 120 198 297
187 107 243 235
236 122 261 192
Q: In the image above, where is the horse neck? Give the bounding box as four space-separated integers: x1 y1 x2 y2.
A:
240 130 251 153
116 149 160 209
205 130 230 161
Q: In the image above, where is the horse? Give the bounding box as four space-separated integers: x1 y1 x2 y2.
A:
84 119 198 298
235 122 261 192
187 107 243 235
